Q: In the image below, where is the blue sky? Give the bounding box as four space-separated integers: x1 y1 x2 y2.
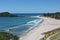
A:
0 0 60 13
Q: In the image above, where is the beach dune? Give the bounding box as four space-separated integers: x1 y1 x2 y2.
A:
19 17 60 40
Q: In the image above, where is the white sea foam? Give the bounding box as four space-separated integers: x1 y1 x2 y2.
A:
18 18 43 37
5 18 43 36
27 19 43 25
24 18 43 33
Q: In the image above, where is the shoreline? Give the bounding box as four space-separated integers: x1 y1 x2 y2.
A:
18 17 44 37
19 17 60 40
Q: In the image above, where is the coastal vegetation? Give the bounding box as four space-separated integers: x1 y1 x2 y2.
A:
43 12 60 19
40 28 60 40
50 33 60 40
0 32 19 40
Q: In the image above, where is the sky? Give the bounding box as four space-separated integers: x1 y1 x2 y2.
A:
0 0 60 13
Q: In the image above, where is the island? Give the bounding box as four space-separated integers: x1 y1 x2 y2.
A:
0 12 18 17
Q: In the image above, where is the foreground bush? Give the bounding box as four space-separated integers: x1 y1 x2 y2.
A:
0 32 19 40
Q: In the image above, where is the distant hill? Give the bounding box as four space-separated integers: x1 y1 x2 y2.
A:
0 12 18 17
43 12 60 19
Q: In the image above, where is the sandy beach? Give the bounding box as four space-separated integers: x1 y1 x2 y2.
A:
19 17 60 40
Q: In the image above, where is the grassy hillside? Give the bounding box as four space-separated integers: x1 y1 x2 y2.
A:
40 28 60 40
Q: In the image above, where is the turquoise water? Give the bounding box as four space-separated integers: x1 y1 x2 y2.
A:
0 17 43 36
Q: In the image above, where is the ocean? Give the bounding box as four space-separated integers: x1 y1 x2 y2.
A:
0 14 43 36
